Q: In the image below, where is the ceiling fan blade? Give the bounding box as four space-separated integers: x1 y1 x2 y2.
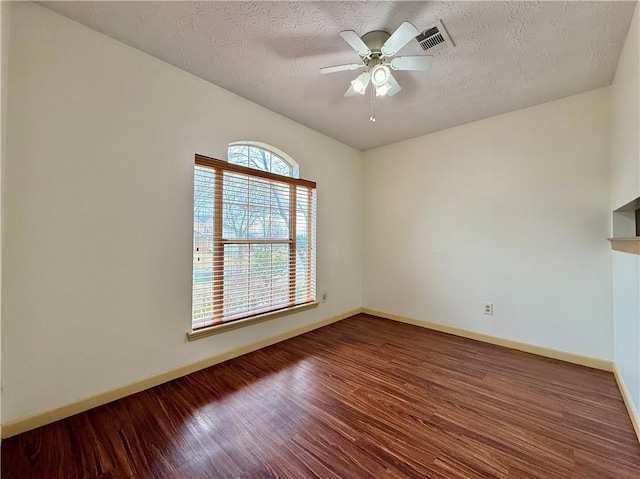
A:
390 55 433 71
339 30 371 56
386 73 402 97
345 71 371 96
320 63 364 74
381 21 419 57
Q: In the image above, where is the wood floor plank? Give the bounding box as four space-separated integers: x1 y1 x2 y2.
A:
3 314 639 478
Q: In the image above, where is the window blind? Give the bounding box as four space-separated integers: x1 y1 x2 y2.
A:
192 155 316 330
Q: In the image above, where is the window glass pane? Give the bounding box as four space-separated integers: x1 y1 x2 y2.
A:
248 206 270 238
270 183 290 239
223 173 249 239
272 155 292 177
224 173 249 204
247 146 270 172
194 166 215 227
223 173 290 240
223 202 248 239
228 145 249 167
249 177 270 205
296 187 310 302
224 244 249 318
193 166 215 327
223 243 291 320
228 143 298 178
249 244 290 310
270 210 289 238
269 244 291 305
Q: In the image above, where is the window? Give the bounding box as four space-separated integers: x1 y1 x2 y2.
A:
191 146 316 335
227 141 299 178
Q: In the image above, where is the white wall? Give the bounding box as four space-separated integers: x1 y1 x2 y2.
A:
2 3 362 423
0 0 10 440
363 87 613 360
611 3 640 417
612 4 640 211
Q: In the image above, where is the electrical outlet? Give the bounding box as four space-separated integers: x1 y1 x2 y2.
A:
483 302 493 315
322 290 327 303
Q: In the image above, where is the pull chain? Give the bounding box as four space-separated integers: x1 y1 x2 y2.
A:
369 84 376 123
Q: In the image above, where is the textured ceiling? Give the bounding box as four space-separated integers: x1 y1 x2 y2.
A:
39 1 636 151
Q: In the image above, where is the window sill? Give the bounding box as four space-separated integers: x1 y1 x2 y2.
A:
609 237 640 255
186 301 319 341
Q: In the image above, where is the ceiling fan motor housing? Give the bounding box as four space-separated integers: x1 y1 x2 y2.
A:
360 30 391 59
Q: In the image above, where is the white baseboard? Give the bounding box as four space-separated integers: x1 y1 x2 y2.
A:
613 363 640 443
1 308 359 439
361 308 613 372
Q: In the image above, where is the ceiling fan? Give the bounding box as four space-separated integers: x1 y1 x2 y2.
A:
321 22 433 98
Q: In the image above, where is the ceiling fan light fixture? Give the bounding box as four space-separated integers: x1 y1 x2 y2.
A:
351 71 371 95
375 82 392 97
371 64 390 87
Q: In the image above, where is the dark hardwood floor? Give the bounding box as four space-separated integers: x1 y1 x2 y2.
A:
3 314 640 478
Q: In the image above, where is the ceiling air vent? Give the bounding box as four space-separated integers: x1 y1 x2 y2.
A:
415 20 454 55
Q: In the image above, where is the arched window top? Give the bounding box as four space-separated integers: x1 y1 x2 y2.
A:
228 141 299 178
